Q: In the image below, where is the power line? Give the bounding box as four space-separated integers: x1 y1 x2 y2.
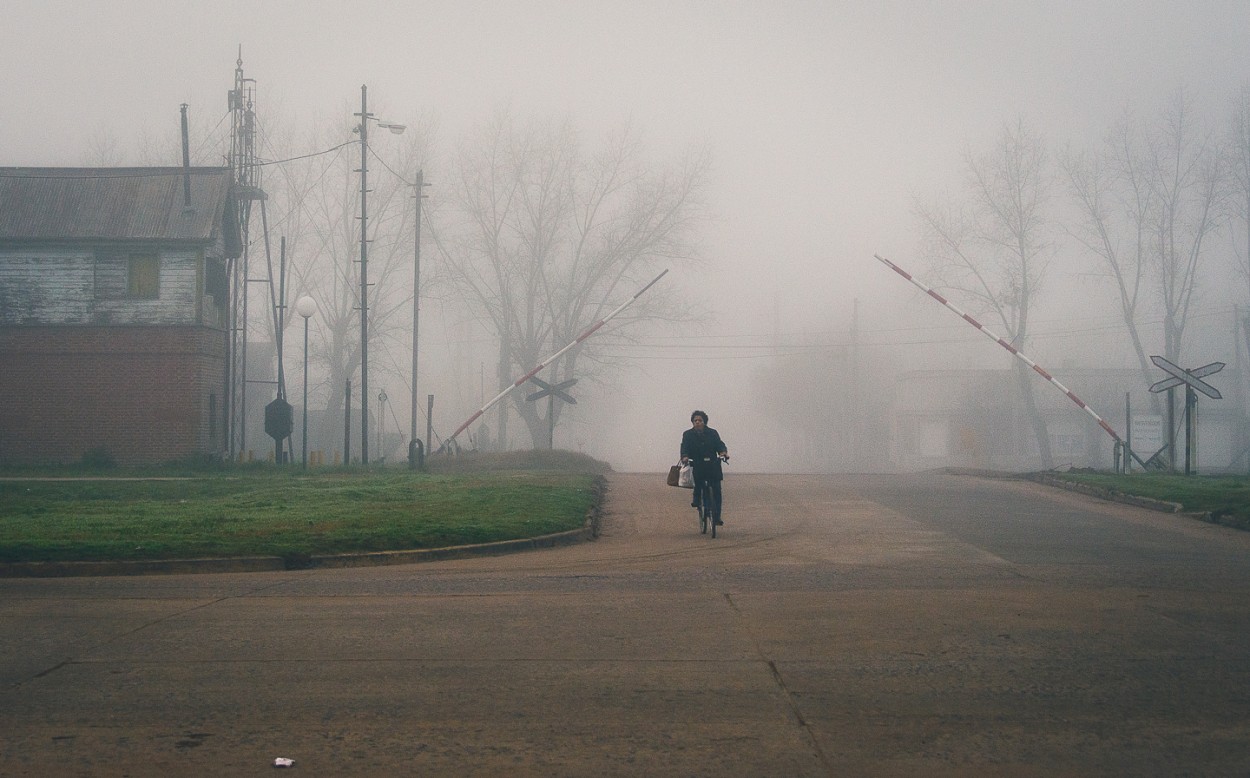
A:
255 141 357 168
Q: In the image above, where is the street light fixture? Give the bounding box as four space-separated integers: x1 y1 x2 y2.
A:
296 295 317 469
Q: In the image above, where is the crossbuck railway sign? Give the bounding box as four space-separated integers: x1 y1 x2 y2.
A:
526 377 578 450
1148 356 1224 399
525 377 578 405
1148 355 1224 475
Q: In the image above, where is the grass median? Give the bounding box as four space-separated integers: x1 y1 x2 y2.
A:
0 451 607 564
1048 471 1250 527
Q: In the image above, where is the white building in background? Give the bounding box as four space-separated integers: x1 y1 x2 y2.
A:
889 367 1249 474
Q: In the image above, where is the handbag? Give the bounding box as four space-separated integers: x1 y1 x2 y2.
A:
666 463 695 488
666 464 681 487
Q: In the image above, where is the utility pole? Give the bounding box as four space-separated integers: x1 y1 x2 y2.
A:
410 169 425 456
357 85 371 465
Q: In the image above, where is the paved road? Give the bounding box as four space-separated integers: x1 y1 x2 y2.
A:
3 472 1250 776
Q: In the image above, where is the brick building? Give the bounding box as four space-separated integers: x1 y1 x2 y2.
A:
0 167 241 465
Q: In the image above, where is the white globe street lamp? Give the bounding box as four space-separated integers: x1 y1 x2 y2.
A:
296 295 317 468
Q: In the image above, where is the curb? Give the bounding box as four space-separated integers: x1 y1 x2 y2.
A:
1025 472 1184 514
1025 472 1250 532
0 524 596 579
950 468 1249 532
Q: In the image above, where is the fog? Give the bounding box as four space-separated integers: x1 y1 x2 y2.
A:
4 1 1249 473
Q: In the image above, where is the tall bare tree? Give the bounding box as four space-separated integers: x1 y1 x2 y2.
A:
1063 91 1227 467
1146 91 1226 365
431 111 708 450
254 106 431 460
1061 110 1159 407
1229 83 1250 364
915 118 1055 467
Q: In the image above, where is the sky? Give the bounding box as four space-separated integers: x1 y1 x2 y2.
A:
4 1 1249 471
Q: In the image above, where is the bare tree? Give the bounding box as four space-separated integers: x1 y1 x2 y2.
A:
1146 91 1226 365
915 118 1055 467
1063 91 1227 467
253 105 431 459
1061 109 1159 407
1229 83 1250 364
430 111 708 450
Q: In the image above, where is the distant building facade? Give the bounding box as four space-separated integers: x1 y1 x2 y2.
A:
890 367 1249 473
0 167 241 465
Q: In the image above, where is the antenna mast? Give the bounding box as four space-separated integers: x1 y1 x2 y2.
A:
226 47 263 459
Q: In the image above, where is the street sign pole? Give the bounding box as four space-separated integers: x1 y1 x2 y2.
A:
1187 386 1197 475
1124 393 1131 474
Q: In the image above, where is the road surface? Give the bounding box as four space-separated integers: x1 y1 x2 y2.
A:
3 471 1249 776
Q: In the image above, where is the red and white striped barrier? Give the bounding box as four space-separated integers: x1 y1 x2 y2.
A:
875 254 1122 442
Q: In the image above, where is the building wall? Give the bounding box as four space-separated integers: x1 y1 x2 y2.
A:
0 246 221 327
0 326 226 465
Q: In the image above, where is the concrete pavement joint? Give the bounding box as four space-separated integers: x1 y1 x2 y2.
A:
7 595 260 691
724 591 833 773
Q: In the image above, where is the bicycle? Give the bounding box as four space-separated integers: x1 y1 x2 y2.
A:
690 454 728 538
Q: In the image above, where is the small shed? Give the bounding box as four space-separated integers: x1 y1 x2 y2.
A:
0 167 241 465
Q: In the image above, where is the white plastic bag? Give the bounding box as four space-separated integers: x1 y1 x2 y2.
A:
678 464 694 488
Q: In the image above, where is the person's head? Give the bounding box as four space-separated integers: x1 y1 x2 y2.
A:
690 410 708 430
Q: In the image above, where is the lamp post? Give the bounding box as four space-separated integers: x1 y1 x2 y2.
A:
378 389 388 463
296 295 317 468
355 84 406 466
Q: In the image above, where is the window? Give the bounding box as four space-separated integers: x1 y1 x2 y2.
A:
95 251 162 300
127 254 160 298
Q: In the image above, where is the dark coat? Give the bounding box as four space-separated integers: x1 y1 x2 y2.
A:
681 426 728 482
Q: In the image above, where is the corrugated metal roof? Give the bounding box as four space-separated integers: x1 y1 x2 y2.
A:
0 167 234 243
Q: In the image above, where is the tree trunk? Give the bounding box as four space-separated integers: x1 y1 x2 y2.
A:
1015 361 1053 468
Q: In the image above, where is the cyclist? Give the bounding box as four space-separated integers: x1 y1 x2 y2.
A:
680 410 728 526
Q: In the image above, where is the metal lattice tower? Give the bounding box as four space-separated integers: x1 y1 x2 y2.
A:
225 48 263 459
